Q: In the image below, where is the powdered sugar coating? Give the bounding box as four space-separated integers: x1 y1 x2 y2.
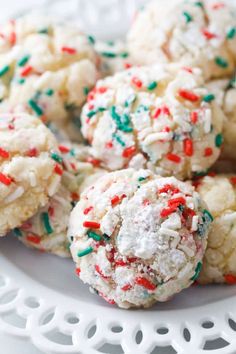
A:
0 14 98 141
17 143 107 256
0 113 61 236
195 174 236 284
128 0 236 80
81 64 224 179
69 169 210 308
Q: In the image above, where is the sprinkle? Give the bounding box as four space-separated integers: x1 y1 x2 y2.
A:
86 157 101 167
83 87 90 96
160 206 177 218
215 56 228 68
203 209 214 222
195 1 204 7
28 99 43 116
122 146 136 158
201 29 217 40
87 110 97 119
9 31 16 45
135 277 156 291
17 54 30 67
88 230 102 241
202 94 215 103
38 28 49 34
75 268 81 276
138 177 146 182
0 172 12 185
95 265 109 279
54 164 63 176
131 77 143 88
84 206 93 215
147 81 157 90
178 89 199 102
0 65 10 77
20 65 33 77
227 27 236 39
183 11 193 23
212 2 225 10
13 228 22 237
26 234 41 244
112 133 126 147
121 284 132 291
168 197 186 208
77 246 93 257
45 88 54 96
101 51 116 58
0 148 9 159
159 184 180 195
153 105 170 119
18 78 25 84
183 139 193 157
87 35 95 44
61 46 77 54
191 262 202 281
230 177 236 185
215 134 223 147
42 212 53 234
166 153 181 163
111 194 126 206
204 147 213 157
224 274 236 284
51 152 63 164
105 141 113 149
99 292 115 305
83 221 100 229
58 145 70 154
190 111 198 124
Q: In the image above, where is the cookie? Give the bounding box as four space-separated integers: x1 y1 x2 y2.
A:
0 113 61 236
81 64 224 180
16 143 107 256
0 14 98 141
69 169 211 308
128 0 236 80
195 174 236 284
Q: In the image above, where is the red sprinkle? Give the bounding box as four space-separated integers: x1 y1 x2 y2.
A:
212 2 225 10
9 31 16 45
26 148 38 157
124 62 132 69
99 292 115 305
153 106 170 119
183 139 193 157
159 184 180 195
135 277 156 291
26 234 41 244
191 111 198 124
87 157 101 167
83 221 100 229
166 153 181 163
48 206 54 217
83 206 93 215
131 76 142 88
20 65 33 77
54 164 63 176
75 268 81 276
105 141 113 149
122 146 136 158
97 86 107 94
182 67 193 73
0 172 12 186
59 145 70 153
204 147 213 157
224 274 236 284
168 197 186 207
111 194 126 206
201 28 217 40
71 192 80 201
160 206 177 218
0 148 9 159
121 284 132 291
95 265 109 279
230 177 236 185
179 89 200 102
61 46 77 54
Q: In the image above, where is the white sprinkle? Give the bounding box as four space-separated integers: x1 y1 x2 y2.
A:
159 227 179 237
4 186 24 203
191 215 199 231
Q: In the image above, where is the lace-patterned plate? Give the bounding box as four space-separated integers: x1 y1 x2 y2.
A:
1 0 236 353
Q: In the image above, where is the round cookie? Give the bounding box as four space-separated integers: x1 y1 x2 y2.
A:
81 64 224 180
69 169 211 309
195 174 236 284
128 0 236 80
0 14 99 141
16 143 107 256
0 113 61 236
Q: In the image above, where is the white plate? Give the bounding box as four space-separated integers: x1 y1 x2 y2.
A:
0 1 236 353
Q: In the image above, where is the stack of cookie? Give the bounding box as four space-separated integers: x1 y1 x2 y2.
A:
0 0 235 309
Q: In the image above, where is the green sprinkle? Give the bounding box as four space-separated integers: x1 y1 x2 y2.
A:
193 170 208 178
215 133 223 147
98 107 106 113
183 11 193 23
103 234 110 242
38 28 49 34
203 209 214 223
138 177 146 182
202 94 215 103
0 65 10 77
191 262 202 281
101 51 117 58
227 27 236 40
215 56 229 68
42 212 53 234
112 133 125 147
195 1 204 7
87 35 95 45
147 81 157 90
120 52 129 58
18 78 25 84
87 230 101 241
83 86 90 96
45 88 54 96
17 55 30 67
87 110 97 118
13 228 22 237
51 152 63 164
228 77 236 89
28 99 43 116
107 40 115 46
77 246 93 257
